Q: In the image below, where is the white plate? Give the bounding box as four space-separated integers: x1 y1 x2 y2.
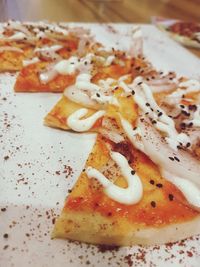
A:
0 23 200 267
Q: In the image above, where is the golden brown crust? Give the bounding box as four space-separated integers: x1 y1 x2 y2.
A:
53 130 200 245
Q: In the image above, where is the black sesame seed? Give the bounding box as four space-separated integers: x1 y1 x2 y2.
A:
158 112 163 117
133 127 137 130
156 183 163 188
149 179 155 185
186 142 191 148
168 194 174 201
3 233 8 239
181 110 190 117
188 122 193 127
152 120 157 124
131 90 135 95
96 93 100 97
151 201 156 208
169 157 174 161
180 122 186 129
145 102 150 107
177 145 182 150
180 104 185 109
188 104 197 111
174 156 180 162
137 81 143 85
146 78 150 81
1 208 6 212
131 170 135 175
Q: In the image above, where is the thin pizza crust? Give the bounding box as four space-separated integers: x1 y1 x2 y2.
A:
52 133 200 246
44 95 99 131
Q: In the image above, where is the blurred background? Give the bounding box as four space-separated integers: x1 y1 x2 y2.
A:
0 0 199 57
0 0 199 23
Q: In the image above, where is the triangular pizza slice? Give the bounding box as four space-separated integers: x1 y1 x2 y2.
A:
52 112 200 246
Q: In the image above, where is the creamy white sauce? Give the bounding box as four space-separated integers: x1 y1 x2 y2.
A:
23 57 40 67
119 80 131 93
120 116 200 209
91 93 119 106
65 72 119 107
86 151 143 205
34 45 63 54
40 69 57 84
162 170 200 209
104 55 115 66
54 57 78 75
8 32 26 41
132 77 190 150
67 108 105 132
120 116 145 152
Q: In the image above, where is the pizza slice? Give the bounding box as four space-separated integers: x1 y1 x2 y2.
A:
14 46 135 93
152 17 200 48
0 21 96 73
52 74 200 246
52 121 200 246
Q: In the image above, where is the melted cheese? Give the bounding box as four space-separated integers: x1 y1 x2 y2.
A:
86 151 143 205
67 108 105 132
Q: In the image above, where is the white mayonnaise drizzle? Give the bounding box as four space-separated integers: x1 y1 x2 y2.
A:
54 57 78 75
40 53 94 84
64 73 119 108
67 108 105 132
104 55 115 66
76 73 100 91
119 116 200 209
132 77 190 150
162 170 200 209
34 45 63 54
119 116 145 152
86 151 143 205
23 57 40 67
91 93 119 106
8 31 27 41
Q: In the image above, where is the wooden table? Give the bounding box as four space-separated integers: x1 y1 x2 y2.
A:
0 0 200 57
